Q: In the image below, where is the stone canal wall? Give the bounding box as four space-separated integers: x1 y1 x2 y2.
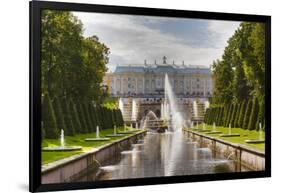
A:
41 130 147 184
183 129 265 171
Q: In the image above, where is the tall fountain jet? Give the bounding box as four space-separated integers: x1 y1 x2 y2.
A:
163 73 185 131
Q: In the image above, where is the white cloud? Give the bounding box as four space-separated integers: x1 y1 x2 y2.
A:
73 11 240 69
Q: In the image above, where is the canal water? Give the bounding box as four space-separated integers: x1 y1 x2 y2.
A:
78 131 243 182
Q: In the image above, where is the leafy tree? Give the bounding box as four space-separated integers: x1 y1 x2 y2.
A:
41 10 110 103
212 59 233 104
42 93 59 139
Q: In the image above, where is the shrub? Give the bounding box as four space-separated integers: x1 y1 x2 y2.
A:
42 93 59 139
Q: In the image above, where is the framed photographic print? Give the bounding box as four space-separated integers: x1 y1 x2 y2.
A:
29 0 271 192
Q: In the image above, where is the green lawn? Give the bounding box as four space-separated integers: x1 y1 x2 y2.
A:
42 127 139 165
189 124 265 151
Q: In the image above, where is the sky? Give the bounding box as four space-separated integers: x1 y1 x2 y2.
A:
73 11 240 70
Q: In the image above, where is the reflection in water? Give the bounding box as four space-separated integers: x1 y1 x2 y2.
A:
78 131 240 182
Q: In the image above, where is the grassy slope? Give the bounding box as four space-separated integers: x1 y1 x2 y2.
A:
190 124 265 151
42 127 138 165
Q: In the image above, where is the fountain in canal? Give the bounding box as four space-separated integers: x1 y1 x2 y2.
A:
76 74 239 181
162 73 186 131
42 129 82 151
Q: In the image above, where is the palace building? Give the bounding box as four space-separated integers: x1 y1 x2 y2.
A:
103 56 213 123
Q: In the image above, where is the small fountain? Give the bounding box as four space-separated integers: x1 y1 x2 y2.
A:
42 129 82 151
198 123 211 132
85 126 110 141
206 122 222 134
245 123 265 144
117 124 135 134
106 125 124 137
220 124 240 137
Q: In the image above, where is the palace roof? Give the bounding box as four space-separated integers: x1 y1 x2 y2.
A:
113 64 211 74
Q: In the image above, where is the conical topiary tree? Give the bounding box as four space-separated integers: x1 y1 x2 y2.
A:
61 98 75 136
52 97 66 133
41 122 46 139
204 108 209 123
255 100 265 131
88 104 97 131
243 99 252 130
42 93 59 139
94 105 103 130
69 99 82 134
248 97 259 130
117 109 124 127
225 104 233 127
222 104 230 126
76 102 88 133
83 103 93 133
229 104 237 127
237 100 246 128
233 103 241 128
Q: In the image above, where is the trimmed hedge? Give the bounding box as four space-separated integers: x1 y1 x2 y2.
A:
42 95 125 139
204 97 262 131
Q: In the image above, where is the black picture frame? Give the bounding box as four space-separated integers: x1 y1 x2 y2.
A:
29 1 271 192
